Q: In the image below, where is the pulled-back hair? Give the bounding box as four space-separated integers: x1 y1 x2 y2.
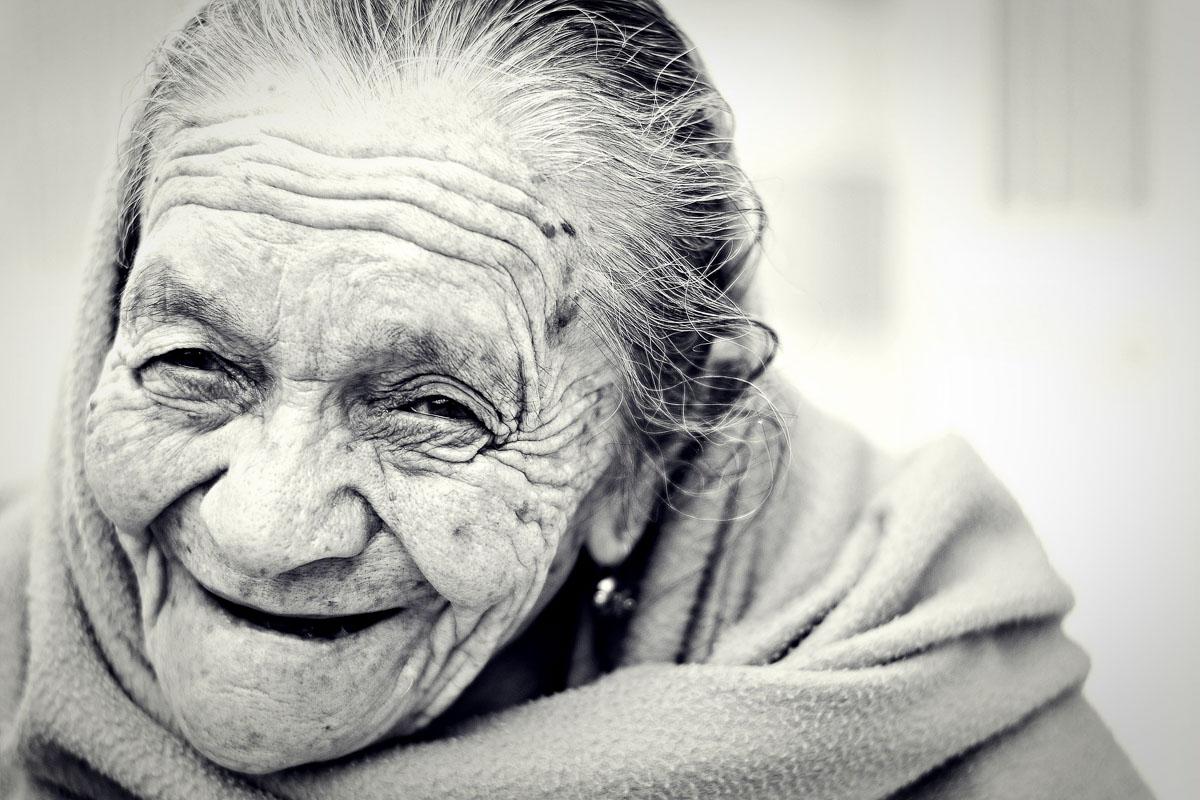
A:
115 0 778 498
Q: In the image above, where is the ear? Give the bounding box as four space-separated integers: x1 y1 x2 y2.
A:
584 470 660 567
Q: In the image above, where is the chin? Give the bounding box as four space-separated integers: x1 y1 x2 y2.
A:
141 551 440 773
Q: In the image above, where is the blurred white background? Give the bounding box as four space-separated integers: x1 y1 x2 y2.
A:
1 1 1196 796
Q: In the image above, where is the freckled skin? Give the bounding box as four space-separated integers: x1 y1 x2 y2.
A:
82 102 624 774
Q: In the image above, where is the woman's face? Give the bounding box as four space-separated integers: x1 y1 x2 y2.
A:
83 98 622 773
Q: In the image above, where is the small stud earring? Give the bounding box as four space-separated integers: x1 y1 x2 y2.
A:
593 575 637 617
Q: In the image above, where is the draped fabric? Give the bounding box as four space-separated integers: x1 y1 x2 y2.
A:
0 118 1152 800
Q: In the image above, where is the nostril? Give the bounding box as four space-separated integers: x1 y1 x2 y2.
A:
323 488 379 559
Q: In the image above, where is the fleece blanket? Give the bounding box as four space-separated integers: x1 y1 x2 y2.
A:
0 122 1152 800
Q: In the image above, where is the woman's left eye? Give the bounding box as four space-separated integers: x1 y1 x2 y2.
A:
402 395 480 424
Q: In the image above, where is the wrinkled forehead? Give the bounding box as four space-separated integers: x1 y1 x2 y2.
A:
129 99 591 346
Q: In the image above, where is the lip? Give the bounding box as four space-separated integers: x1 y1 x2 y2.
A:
144 552 446 773
202 586 405 640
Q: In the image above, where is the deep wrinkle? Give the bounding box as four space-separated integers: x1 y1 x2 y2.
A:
147 126 559 314
123 263 523 426
85 105 625 773
159 123 559 224
141 122 567 421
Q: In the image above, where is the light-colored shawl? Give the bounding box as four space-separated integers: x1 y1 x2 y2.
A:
1 132 1152 800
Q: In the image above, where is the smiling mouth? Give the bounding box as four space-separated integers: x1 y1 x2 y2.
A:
205 589 403 640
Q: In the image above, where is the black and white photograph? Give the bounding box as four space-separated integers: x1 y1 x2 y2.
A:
0 1 1194 797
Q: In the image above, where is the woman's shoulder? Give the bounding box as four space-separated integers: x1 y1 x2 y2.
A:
896 689 1153 799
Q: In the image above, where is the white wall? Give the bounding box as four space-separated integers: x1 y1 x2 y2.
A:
1 1 1196 796
0 0 195 488
667 2 1198 797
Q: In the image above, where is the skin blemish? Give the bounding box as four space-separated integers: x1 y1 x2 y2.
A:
89 114 627 774
555 299 579 331
514 502 536 524
548 295 580 341
561 220 577 237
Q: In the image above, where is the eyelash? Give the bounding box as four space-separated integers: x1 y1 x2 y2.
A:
370 383 492 432
153 347 229 372
139 349 496 443
394 394 481 424
139 347 246 402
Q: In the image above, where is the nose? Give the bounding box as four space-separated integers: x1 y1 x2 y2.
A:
199 408 375 578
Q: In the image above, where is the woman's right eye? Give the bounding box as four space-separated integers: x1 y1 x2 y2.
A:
139 348 246 404
154 348 226 372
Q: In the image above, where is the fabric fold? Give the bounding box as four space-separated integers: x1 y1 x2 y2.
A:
5 397 1136 798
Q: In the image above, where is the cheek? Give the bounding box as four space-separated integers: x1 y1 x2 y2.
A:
84 356 227 534
380 416 618 628
382 470 571 612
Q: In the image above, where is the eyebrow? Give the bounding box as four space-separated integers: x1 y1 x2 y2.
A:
378 327 522 410
121 264 251 344
120 261 523 410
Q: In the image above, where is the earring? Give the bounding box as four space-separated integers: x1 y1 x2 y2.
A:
593 575 637 617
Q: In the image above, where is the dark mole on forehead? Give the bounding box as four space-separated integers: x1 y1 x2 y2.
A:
549 296 580 338
540 221 579 239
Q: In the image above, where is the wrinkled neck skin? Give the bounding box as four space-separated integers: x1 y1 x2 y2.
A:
82 88 626 774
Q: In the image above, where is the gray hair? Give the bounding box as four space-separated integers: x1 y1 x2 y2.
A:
115 0 778 495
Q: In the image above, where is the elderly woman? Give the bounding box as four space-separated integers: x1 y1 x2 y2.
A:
0 1 1151 798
